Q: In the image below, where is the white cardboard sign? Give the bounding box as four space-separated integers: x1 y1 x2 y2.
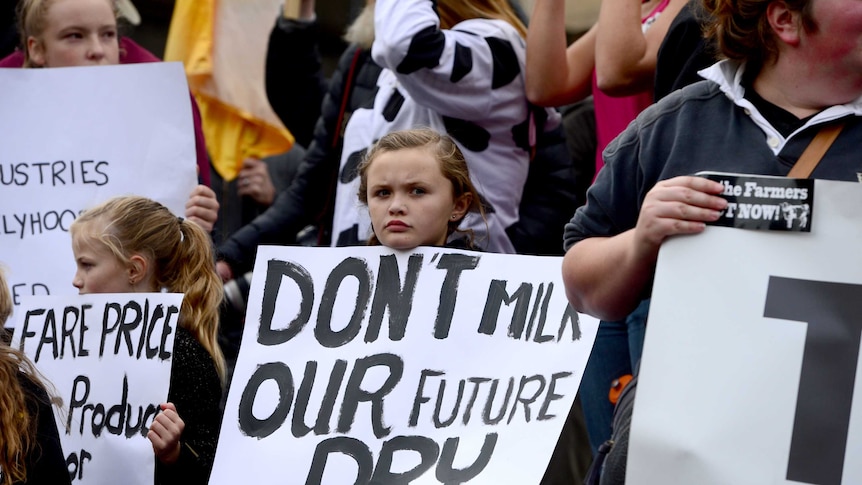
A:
0 63 196 310
10 293 182 485
628 178 862 485
211 245 599 484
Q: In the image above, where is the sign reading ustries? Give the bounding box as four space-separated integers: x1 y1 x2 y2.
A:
211 245 599 484
628 177 862 485
11 293 181 485
0 63 196 310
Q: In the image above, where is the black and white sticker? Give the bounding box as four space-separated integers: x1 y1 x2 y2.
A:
698 172 815 232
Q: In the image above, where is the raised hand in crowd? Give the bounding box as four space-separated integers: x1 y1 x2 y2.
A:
185 184 220 233
236 158 277 207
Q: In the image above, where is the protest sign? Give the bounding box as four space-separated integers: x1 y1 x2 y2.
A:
211 245 599 485
0 63 196 311
627 177 862 485
10 292 182 485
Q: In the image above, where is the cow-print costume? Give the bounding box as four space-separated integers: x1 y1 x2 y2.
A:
331 0 560 253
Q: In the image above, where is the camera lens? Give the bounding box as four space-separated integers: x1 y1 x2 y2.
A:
224 271 253 315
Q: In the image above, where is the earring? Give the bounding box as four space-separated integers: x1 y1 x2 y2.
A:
129 277 136 286
451 215 457 220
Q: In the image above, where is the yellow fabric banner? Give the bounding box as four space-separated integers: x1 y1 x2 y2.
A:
165 0 294 181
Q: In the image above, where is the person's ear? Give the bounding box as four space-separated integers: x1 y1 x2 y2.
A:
27 36 46 66
127 254 150 289
450 193 472 222
766 0 802 47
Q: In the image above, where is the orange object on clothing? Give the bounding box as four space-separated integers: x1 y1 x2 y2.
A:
609 374 634 405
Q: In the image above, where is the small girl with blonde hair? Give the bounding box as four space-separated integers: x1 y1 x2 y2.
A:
70 196 225 484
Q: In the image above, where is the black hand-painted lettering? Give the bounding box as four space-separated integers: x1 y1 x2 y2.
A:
76 304 91 357
764 276 862 485
143 304 164 359
410 369 445 427
478 280 531 338
434 254 480 339
528 283 555 343
33 162 49 184
37 309 59 361
115 301 142 356
337 353 403 439
371 436 439 483
238 362 294 438
435 433 498 484
159 305 177 361
538 372 572 420
259 259 314 346
292 360 348 437
316 257 372 348
105 374 130 435
100 303 122 357
305 437 373 485
66 448 92 481
483 378 514 425
19 308 44 354
366 254 422 342
558 304 581 342
462 377 492 425
51 160 67 185
68 375 90 434
433 379 465 428
506 375 546 424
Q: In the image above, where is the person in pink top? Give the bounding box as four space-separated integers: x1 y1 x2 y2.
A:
4 0 218 231
527 0 686 179
525 0 689 455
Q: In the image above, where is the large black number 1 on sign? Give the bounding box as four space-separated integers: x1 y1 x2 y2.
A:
764 276 862 485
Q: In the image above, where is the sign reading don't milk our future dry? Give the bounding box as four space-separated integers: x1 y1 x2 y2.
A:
11 292 182 485
211 245 599 484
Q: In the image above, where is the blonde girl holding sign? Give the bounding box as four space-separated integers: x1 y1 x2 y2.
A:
13 0 219 231
70 197 225 484
357 128 484 251
0 270 70 485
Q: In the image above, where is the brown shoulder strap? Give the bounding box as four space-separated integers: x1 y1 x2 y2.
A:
787 122 845 178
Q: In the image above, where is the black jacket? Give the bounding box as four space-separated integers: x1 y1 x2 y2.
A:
14 376 71 485
218 33 382 273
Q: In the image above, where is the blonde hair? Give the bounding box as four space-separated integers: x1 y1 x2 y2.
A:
344 0 527 48
70 196 226 384
0 270 54 485
436 0 527 38
358 128 486 248
17 0 119 67
343 3 375 49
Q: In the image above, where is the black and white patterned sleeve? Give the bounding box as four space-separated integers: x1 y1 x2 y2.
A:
371 0 525 121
